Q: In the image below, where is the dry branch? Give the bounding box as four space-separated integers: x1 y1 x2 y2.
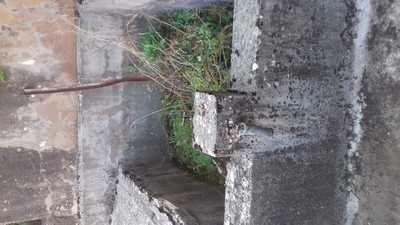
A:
23 76 151 95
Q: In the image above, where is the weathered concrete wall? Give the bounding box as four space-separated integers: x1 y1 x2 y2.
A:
222 0 400 224
0 0 78 224
112 163 225 225
225 0 355 222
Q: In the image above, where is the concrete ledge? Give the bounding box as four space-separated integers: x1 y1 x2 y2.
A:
112 163 224 225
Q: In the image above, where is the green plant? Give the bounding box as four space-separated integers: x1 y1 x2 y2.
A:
138 31 164 62
0 70 6 83
130 4 233 185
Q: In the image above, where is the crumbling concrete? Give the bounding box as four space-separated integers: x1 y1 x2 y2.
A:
0 0 78 224
112 163 224 225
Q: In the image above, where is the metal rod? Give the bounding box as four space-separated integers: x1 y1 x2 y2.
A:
23 76 152 95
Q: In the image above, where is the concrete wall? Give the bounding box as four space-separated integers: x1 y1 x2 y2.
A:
224 0 354 223
77 6 169 225
0 0 78 224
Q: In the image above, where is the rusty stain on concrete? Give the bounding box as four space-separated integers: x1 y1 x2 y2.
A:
0 0 76 83
0 0 77 150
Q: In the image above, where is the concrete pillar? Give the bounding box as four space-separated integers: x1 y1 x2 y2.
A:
203 0 356 223
354 1 400 224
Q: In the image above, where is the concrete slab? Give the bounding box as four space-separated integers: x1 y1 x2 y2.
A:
0 0 78 223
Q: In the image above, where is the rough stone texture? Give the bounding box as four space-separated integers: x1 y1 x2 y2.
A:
229 0 259 93
193 92 219 156
112 163 224 225
0 0 78 224
226 142 347 225
224 155 253 224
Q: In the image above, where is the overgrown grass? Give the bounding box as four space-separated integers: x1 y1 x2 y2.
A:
130 4 233 185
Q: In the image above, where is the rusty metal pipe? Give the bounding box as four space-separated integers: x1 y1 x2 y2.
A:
23 75 151 95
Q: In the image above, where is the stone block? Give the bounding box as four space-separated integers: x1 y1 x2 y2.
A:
193 92 273 157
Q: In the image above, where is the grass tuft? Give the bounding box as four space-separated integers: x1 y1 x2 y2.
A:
130 4 233 185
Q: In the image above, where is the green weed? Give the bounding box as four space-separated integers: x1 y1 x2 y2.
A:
131 4 233 185
0 70 6 83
